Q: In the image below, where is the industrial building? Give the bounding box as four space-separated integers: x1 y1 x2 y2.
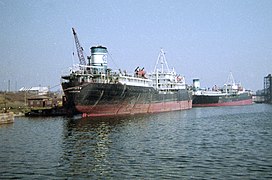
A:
19 86 49 95
264 74 272 103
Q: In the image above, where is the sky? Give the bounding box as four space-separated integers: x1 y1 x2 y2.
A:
0 0 272 91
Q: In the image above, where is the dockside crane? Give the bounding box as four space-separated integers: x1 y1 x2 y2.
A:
72 27 87 66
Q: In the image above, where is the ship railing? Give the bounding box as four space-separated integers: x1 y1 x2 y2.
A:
78 64 106 70
154 83 186 90
60 64 86 76
61 65 77 77
118 74 152 87
66 64 107 75
156 87 186 91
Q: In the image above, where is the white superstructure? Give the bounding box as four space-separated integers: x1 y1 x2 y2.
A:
149 49 186 91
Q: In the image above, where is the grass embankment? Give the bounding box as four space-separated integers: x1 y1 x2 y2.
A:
0 92 30 115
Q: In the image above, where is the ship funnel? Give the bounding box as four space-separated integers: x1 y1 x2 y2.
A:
90 46 108 73
193 79 200 91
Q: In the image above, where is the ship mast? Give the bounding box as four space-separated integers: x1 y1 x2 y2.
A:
153 49 170 73
226 72 235 85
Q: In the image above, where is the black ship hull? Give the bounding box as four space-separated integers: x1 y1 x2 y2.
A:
62 82 192 116
192 92 252 107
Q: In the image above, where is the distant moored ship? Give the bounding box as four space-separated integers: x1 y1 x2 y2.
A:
192 72 252 107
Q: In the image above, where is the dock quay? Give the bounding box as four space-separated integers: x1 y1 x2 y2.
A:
1 91 68 117
0 112 14 124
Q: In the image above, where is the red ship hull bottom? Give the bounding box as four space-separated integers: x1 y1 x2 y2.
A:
78 100 192 117
192 99 252 107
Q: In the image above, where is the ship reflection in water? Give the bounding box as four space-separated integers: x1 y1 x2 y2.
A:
1 104 272 179
61 117 114 176
60 114 154 177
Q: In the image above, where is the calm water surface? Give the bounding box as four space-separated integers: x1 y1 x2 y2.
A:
1 104 272 179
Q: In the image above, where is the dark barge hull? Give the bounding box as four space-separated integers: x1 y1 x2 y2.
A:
192 93 252 107
62 82 192 117
25 107 67 117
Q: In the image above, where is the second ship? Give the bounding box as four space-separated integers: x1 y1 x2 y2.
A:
61 28 192 117
192 72 252 107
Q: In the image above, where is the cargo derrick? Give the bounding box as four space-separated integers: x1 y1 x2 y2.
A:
72 27 87 66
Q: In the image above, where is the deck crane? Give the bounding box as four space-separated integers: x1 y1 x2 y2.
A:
72 27 87 66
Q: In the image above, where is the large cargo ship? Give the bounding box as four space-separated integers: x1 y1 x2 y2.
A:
192 73 252 107
61 28 192 117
